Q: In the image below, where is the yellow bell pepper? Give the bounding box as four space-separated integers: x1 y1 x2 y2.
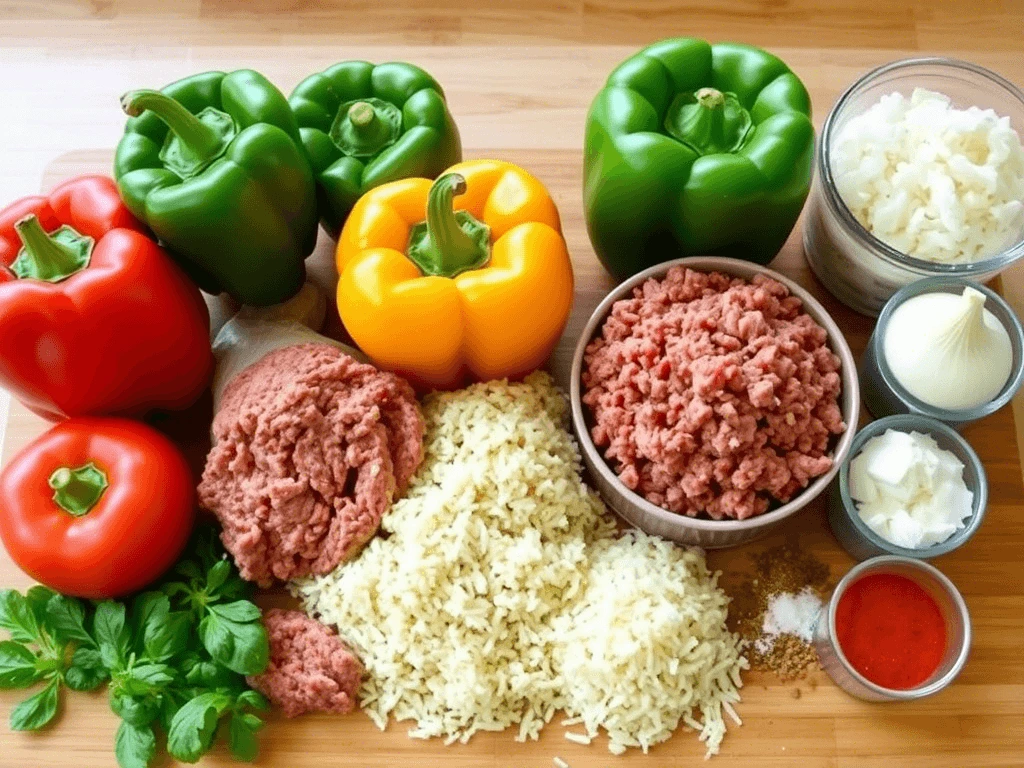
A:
336 159 574 390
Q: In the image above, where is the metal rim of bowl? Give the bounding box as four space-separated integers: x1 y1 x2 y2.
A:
869 277 1024 423
569 256 861 534
836 414 989 558
819 56 1024 276
823 555 972 700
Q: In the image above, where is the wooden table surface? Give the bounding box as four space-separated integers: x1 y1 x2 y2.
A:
3 3 1024 767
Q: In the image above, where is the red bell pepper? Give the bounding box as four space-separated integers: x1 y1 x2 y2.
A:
0 175 213 420
0 417 195 598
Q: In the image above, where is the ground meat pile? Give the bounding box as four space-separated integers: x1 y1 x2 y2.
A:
248 609 363 718
582 267 845 520
198 343 424 586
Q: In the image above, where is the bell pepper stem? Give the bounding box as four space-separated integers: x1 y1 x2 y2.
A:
11 215 93 282
348 101 377 131
406 174 492 278
120 89 225 163
48 462 108 517
695 87 726 110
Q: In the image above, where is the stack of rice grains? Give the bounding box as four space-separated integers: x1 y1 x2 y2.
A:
293 372 746 757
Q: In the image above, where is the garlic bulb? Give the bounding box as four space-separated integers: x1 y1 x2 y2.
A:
883 287 1013 411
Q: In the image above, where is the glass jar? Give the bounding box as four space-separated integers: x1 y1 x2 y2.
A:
859 277 1024 428
803 57 1024 316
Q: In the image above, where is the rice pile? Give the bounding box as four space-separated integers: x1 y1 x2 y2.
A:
293 372 746 756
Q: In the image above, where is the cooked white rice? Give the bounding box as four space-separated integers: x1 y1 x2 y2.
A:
292 372 745 756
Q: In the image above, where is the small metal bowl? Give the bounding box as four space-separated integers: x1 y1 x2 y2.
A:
859 277 1024 429
569 256 860 549
828 414 988 561
814 556 972 701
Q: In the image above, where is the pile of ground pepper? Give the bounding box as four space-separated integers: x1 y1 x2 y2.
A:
728 541 832 681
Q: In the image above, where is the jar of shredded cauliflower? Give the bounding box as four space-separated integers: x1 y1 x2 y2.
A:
804 57 1024 316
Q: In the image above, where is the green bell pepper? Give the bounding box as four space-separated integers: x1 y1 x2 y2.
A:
114 70 318 307
583 38 814 280
289 60 463 238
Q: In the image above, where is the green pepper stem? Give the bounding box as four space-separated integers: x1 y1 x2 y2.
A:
405 174 492 278
120 89 225 163
48 462 108 517
12 215 92 282
695 87 726 110
348 101 377 131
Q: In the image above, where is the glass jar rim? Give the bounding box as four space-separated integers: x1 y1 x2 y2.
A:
871 277 1024 422
819 56 1024 274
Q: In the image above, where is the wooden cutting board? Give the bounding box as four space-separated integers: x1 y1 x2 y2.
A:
1 146 1023 767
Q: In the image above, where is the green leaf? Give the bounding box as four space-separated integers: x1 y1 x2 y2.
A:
199 614 269 676
94 602 129 669
184 659 242 691
10 677 59 731
208 600 261 624
205 560 231 593
236 689 269 711
167 691 229 763
0 641 41 689
143 610 189 662
0 590 40 644
64 647 110 691
131 663 175 687
114 721 156 768
130 593 169 649
110 691 160 728
25 586 57 628
44 594 94 647
227 710 261 761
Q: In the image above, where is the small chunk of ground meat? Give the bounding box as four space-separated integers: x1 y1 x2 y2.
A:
247 609 363 718
582 267 845 520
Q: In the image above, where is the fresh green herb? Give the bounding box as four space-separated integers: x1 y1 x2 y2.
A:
0 526 271 767
0 587 105 730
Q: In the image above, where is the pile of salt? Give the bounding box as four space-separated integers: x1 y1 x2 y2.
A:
754 587 823 654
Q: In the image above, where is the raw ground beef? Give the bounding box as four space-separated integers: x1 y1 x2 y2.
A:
198 343 424 586
582 267 845 520
248 609 363 718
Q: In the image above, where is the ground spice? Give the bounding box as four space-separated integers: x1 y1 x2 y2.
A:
728 541 832 681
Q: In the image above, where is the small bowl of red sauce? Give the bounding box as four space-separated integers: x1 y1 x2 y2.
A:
814 555 971 701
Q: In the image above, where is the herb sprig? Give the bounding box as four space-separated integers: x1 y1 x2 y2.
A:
0 526 270 767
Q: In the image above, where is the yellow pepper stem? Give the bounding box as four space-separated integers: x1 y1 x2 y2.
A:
406 173 491 278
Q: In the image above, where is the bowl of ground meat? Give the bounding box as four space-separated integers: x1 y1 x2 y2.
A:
571 257 859 549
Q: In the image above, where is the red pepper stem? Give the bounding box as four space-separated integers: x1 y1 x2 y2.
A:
12 215 92 282
48 462 108 518
120 89 224 162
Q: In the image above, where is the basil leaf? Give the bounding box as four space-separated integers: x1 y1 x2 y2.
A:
131 663 175 688
110 692 160 727
94 602 130 669
205 559 231 593
130 593 169 652
44 594 94 647
143 610 189 662
10 676 59 731
184 659 241 690
167 691 229 762
25 586 57 629
114 721 156 768
227 710 261 761
208 600 261 624
199 614 269 676
0 590 40 644
0 641 41 689
64 647 109 691
236 689 269 711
